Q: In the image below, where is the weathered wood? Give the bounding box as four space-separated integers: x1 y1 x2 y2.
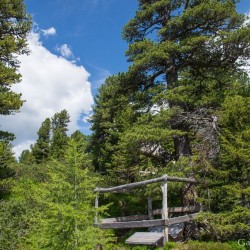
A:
101 214 149 223
125 232 163 246
94 193 99 224
153 205 201 215
161 175 169 243
148 197 153 220
94 175 197 193
167 213 198 225
96 219 166 229
99 206 200 224
96 213 198 229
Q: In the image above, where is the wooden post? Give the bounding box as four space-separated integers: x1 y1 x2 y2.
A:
148 197 153 220
95 192 99 224
161 174 168 244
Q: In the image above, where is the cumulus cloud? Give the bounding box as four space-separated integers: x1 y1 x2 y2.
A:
56 44 73 58
41 27 56 36
1 31 93 158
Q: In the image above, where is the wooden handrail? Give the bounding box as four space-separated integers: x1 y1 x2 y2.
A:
94 175 197 193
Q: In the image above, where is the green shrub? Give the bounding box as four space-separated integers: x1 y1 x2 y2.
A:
176 240 244 250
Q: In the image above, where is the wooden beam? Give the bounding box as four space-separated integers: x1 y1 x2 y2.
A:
96 213 198 229
94 175 197 193
153 206 201 215
101 214 149 223
96 219 166 229
167 213 198 225
99 207 200 224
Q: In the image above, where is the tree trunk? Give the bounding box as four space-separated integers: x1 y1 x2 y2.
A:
167 67 192 159
173 134 191 159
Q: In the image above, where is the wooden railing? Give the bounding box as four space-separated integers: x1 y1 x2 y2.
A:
94 174 199 243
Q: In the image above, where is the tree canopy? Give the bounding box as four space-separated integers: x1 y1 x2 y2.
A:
0 0 31 140
90 0 250 241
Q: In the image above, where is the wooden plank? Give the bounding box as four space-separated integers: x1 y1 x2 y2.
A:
95 213 198 229
167 213 198 225
96 219 166 229
94 175 197 193
101 214 149 223
99 208 199 223
153 206 201 215
125 232 163 246
99 207 199 224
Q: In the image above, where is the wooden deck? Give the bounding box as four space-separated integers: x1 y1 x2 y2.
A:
125 232 163 246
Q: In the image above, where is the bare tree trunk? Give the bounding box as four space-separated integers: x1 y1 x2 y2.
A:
173 134 191 159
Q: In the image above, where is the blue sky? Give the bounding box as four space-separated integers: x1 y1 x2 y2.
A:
2 0 250 157
25 0 250 83
25 0 138 90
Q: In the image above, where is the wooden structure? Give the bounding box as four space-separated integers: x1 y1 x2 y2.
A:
94 174 199 246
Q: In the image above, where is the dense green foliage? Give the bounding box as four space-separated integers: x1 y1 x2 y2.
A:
90 0 250 243
31 118 51 163
0 125 115 249
0 0 31 140
0 141 15 199
1 0 250 248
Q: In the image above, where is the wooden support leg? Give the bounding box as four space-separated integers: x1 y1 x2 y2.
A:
148 197 153 220
95 192 99 224
161 175 169 244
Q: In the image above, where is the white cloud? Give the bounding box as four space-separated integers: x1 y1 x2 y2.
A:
41 27 56 36
56 44 73 58
13 140 35 159
1 31 93 158
244 11 250 25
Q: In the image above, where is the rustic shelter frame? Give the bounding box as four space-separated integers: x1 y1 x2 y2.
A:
94 174 199 245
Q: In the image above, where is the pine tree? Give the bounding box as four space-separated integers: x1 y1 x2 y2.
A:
28 138 115 250
19 149 35 165
0 0 31 140
90 0 250 241
31 118 51 163
90 74 144 179
122 0 250 158
50 109 70 160
0 141 15 199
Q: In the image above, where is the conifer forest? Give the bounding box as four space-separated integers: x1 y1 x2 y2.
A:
0 0 250 249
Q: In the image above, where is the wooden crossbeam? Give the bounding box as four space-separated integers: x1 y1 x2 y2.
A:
101 214 149 223
153 205 201 215
94 175 197 193
96 218 165 229
96 213 198 229
99 206 200 224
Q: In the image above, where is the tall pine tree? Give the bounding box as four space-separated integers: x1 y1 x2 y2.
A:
91 0 250 241
32 118 51 163
0 0 31 140
50 109 70 160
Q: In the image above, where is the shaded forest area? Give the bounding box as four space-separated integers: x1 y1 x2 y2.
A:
0 0 250 249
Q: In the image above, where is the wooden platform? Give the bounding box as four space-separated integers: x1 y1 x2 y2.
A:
125 232 163 246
